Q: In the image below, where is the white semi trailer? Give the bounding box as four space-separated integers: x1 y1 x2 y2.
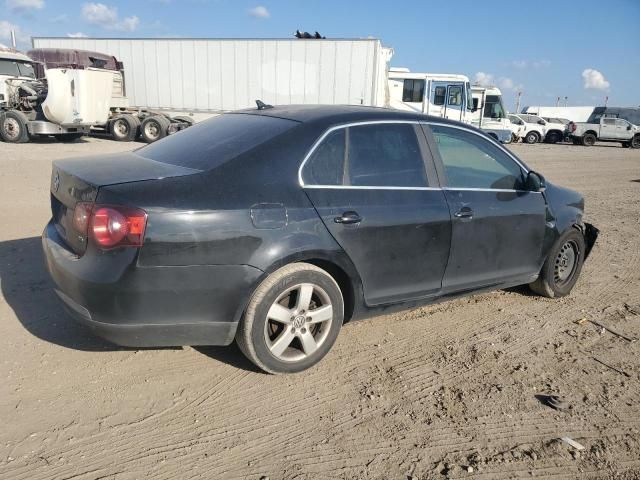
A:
32 37 393 114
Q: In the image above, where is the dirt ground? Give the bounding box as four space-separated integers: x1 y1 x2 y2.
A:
1 137 639 480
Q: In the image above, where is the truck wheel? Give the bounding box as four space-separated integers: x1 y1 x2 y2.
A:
141 116 171 143
582 133 597 146
0 111 31 143
631 135 640 149
524 131 539 144
109 115 139 142
546 131 562 144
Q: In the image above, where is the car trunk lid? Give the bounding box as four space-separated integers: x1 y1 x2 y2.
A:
50 152 200 255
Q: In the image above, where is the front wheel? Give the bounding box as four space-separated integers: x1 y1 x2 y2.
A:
236 263 344 374
0 111 31 143
529 229 586 298
524 131 539 144
546 131 562 144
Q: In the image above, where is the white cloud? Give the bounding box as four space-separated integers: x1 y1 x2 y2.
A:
582 68 610 90
498 77 523 92
474 71 494 86
248 5 270 18
5 0 44 11
67 32 88 38
82 2 139 31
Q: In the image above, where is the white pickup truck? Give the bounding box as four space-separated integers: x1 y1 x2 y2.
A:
568 117 640 148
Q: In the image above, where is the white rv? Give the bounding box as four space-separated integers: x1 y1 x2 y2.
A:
470 86 512 143
388 69 473 122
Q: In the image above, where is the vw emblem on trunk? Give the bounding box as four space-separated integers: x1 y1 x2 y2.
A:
53 172 60 192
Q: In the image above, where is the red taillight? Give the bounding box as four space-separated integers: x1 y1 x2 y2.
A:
72 204 147 249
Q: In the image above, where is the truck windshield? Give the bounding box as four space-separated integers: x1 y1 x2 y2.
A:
483 95 506 119
137 113 298 170
17 62 35 78
0 59 36 78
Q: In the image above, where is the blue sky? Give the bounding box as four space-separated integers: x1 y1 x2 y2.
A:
2 0 639 109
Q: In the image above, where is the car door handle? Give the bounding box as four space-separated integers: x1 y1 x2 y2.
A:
454 207 474 219
334 211 362 225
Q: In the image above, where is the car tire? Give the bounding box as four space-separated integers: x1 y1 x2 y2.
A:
141 116 171 143
631 135 640 149
524 131 539 144
582 133 597 146
546 131 561 144
109 115 139 142
236 262 344 374
529 228 586 298
0 110 31 143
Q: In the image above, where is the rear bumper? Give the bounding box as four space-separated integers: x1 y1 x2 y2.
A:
42 221 263 347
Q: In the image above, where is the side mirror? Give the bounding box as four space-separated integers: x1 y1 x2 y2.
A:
627 125 632 130
526 171 546 192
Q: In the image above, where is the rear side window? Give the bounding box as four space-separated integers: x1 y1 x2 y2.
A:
302 123 428 188
303 129 345 186
137 113 297 170
430 125 524 190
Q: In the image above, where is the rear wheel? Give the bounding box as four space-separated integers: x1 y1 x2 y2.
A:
582 133 597 146
109 115 139 142
529 229 586 298
0 111 31 143
141 115 171 143
631 135 640 149
524 131 539 144
236 263 344 374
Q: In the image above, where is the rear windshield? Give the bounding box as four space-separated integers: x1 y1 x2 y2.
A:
137 113 297 170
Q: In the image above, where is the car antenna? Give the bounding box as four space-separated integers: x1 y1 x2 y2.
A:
256 100 273 110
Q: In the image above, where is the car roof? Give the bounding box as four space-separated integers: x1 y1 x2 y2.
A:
229 104 466 128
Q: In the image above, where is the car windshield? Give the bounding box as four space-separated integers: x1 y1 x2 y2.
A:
136 113 298 170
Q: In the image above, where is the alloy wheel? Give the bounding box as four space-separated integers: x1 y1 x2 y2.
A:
264 283 334 362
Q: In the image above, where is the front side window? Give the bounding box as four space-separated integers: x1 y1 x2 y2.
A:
434 86 446 106
302 123 428 188
616 119 630 127
430 125 524 190
402 79 425 103
447 86 462 106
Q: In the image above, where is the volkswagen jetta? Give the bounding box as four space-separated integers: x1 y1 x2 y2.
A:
42 105 598 374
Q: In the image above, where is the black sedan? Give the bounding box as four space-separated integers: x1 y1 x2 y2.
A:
42 105 598 374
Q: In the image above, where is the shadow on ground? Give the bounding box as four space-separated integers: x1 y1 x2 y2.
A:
0 236 258 371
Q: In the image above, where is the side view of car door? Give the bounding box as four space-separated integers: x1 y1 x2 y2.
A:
300 121 452 306
423 123 547 292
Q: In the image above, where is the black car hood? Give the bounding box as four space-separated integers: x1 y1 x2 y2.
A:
53 152 201 187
